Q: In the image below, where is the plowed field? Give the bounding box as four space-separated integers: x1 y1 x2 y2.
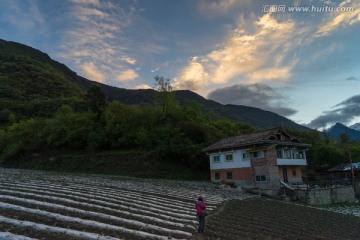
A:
202 199 360 240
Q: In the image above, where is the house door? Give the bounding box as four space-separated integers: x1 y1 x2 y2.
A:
282 168 288 183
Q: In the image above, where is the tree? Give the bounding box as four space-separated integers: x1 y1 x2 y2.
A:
341 132 355 184
154 75 172 92
85 85 106 115
153 76 179 117
46 105 96 149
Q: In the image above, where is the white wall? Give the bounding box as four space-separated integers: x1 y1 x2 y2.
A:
209 150 251 170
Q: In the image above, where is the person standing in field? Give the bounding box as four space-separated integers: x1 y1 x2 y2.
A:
196 195 207 233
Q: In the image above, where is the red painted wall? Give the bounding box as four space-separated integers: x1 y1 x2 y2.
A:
211 168 253 181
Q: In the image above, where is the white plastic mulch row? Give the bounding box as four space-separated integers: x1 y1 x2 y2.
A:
46 181 217 212
0 194 195 229
45 181 211 209
0 232 38 240
0 186 196 221
0 168 252 240
0 169 226 203
59 181 221 206
0 202 192 239
1 181 198 214
0 215 120 240
12 178 219 209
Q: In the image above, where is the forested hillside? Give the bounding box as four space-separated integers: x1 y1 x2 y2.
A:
1 39 360 180
0 39 308 131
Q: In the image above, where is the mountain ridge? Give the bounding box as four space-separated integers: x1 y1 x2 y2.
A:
327 122 360 141
0 39 308 131
349 122 360 131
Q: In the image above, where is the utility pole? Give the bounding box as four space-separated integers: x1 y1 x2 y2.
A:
345 128 355 186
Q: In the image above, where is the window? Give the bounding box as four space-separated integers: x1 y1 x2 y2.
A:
284 149 291 158
225 153 233 162
242 152 250 160
255 175 267 182
292 170 297 177
276 150 283 158
213 155 220 163
215 172 220 180
252 151 263 158
295 151 304 159
227 171 233 180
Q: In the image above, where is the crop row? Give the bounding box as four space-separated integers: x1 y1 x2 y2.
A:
0 168 253 239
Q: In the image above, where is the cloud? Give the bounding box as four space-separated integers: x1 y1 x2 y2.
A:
197 0 251 17
316 1 360 37
346 76 358 81
134 84 152 89
208 83 297 117
120 57 137 65
175 13 296 91
81 62 106 83
56 0 138 86
151 68 160 73
116 69 138 81
0 0 47 39
70 0 101 5
174 57 209 91
248 67 291 82
307 94 360 128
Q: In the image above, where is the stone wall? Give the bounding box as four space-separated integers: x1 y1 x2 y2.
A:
297 186 356 205
355 183 360 199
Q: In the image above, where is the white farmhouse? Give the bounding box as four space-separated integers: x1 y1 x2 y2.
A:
203 127 311 192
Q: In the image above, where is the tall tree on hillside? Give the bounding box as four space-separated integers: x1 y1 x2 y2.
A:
153 76 178 117
341 132 355 184
86 85 106 116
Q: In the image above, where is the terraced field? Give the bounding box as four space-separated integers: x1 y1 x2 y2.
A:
0 168 249 239
1 168 359 240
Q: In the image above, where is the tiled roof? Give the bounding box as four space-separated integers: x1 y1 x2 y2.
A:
203 127 311 152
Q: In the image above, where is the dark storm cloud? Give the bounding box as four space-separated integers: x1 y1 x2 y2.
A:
207 83 297 117
307 94 360 129
346 76 358 81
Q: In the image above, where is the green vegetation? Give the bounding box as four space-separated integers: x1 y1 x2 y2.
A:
1 38 360 180
287 128 360 174
0 92 254 179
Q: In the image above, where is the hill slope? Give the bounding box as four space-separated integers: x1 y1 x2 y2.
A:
0 39 308 130
0 40 88 119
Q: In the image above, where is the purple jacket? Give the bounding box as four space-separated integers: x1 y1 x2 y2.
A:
196 201 207 216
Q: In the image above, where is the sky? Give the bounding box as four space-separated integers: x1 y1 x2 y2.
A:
1 0 360 129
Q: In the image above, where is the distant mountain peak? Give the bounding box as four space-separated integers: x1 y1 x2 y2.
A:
349 122 360 131
327 122 360 141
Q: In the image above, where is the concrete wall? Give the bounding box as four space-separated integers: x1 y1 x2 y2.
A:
209 150 251 170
